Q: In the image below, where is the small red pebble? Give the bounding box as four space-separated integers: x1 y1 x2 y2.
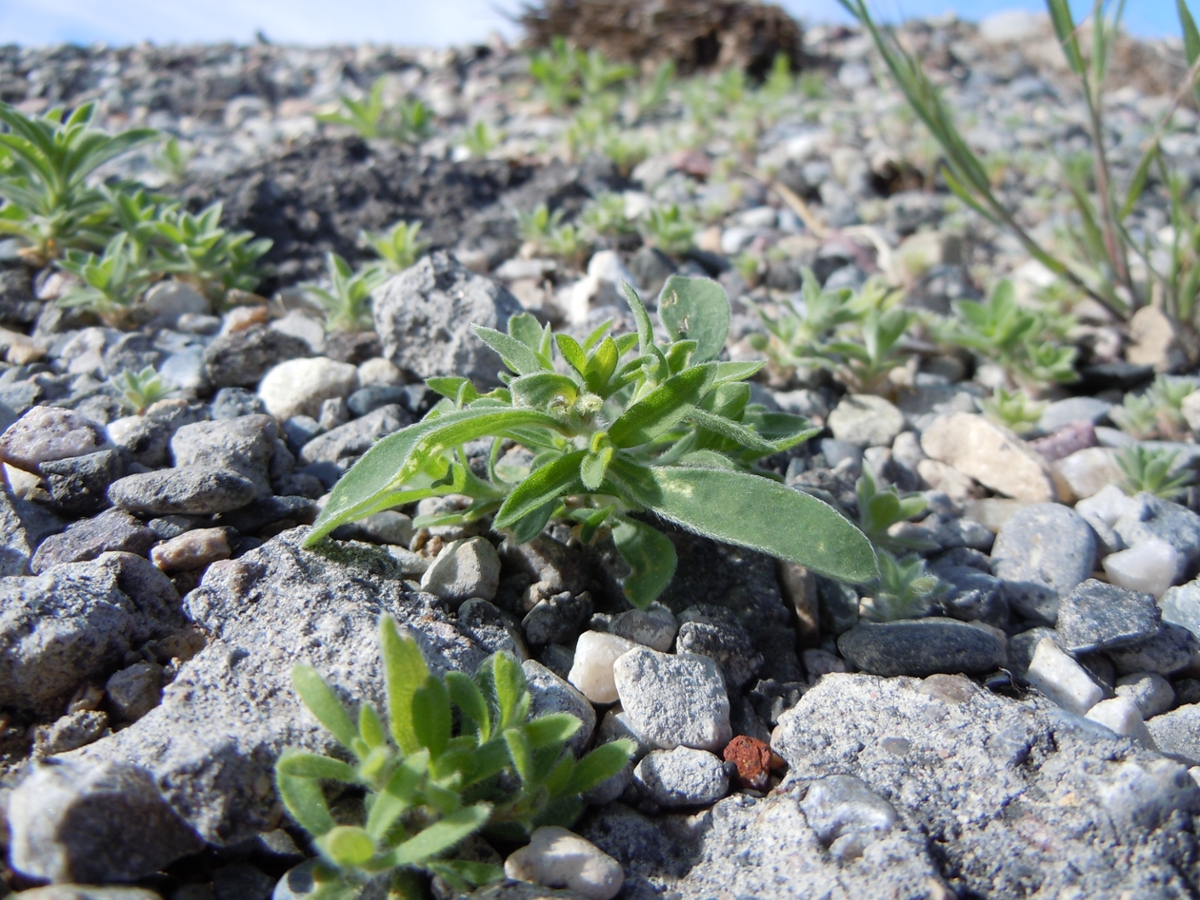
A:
723 735 773 791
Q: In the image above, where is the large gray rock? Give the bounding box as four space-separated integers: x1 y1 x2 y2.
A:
7 759 204 883
990 502 1096 624
0 552 185 711
1056 579 1161 654
373 251 523 386
107 466 257 515
770 673 1200 898
62 528 488 847
170 415 279 498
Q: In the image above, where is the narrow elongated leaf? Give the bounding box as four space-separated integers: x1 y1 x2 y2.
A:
276 751 359 782
630 465 877 583
473 325 546 374
560 740 635 797
580 446 613 491
584 336 619 394
380 617 429 755
621 281 655 356
555 333 588 374
412 675 452 759
504 727 534 783
388 805 492 867
292 665 359 749
306 408 562 544
612 517 677 607
713 360 765 383
446 671 491 741
494 450 586 528
657 275 730 362
359 704 386 749
1180 0 1200 107
425 860 505 891
276 766 336 837
609 364 715 448
687 408 776 455
492 652 527 729
524 713 583 748
509 499 558 544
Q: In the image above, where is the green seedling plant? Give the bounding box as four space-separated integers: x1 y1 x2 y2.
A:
826 305 916 395
748 268 864 375
979 386 1046 435
639 204 695 257
516 204 568 255
941 281 1077 387
528 37 582 111
861 551 949 622
317 79 433 145
112 365 173 414
147 201 271 299
57 233 151 326
277 616 633 900
304 253 390 333
1110 377 1197 440
855 464 936 553
1116 444 1195 500
363 220 429 274
631 60 676 122
544 223 587 268
0 101 157 263
305 276 877 605
600 130 648 178
151 136 194 183
1109 392 1162 440
840 0 1200 329
579 192 635 240
461 122 503 159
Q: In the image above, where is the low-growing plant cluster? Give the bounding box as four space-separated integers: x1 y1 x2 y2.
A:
316 77 434 145
277 616 633 899
306 276 877 606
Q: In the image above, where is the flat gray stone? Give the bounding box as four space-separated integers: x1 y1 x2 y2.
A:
0 485 31 576
1147 704 1200 763
1037 396 1113 433
298 404 410 465
203 326 311 389
0 406 107 472
1056 579 1161 654
827 394 905 448
7 759 203 883
837 619 1006 677
38 449 125 517
613 647 731 752
1108 623 1199 677
108 466 257 515
1115 673 1175 719
633 747 729 808
1161 579 1200 639
373 251 523 386
31 508 156 574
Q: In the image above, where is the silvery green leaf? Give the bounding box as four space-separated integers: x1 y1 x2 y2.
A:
380 617 429 756
293 665 359 750
658 275 730 362
612 517 677 608
387 804 491 867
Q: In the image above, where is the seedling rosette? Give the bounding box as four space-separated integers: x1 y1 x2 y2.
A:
305 276 877 606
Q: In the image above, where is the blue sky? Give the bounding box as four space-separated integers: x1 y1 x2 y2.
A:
0 0 1183 47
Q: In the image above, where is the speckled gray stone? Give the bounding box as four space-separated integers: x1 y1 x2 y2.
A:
612 647 731 752
1055 579 1161 654
990 503 1096 623
108 466 256 515
633 747 729 808
837 619 1005 677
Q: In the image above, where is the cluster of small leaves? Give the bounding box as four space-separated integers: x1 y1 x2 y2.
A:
578 192 635 241
111 365 174 414
749 269 915 394
528 38 636 112
1116 444 1196 500
855 464 935 553
861 551 949 622
277 617 633 900
638 204 695 257
937 281 1077 388
362 220 430 275
302 253 390 334
978 386 1046 435
459 121 504 159
0 101 156 264
317 78 433 145
1110 377 1197 440
150 135 195 184
305 276 877 606
516 204 587 266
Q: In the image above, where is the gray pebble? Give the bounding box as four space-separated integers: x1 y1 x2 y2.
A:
1161 579 1200 640
1107 622 1199 676
108 466 257 515
171 415 278 498
613 647 731 752
106 661 163 721
31 507 156 573
210 387 267 419
420 536 501 607
0 406 107 472
522 591 593 646
936 566 1008 628
800 774 900 859
39 448 124 516
1147 704 1200 763
298 404 410 466
1113 494 1200 581
633 747 729 808
611 604 678 651
203 326 311 389
522 659 595 757
1056 579 1161 654
837 619 1006 677
675 616 764 690
991 503 1096 622
1115 672 1175 719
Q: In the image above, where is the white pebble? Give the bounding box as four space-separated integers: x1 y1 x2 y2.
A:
504 826 624 900
1086 696 1157 748
1102 539 1180 598
1053 447 1122 500
257 357 359 421
1025 638 1104 715
567 631 637 704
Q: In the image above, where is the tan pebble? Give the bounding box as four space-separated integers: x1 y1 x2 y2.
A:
151 527 231 574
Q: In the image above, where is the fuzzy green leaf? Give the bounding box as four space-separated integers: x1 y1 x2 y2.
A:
524 713 583 749
494 450 586 529
511 373 579 411
621 462 877 583
612 517 678 607
492 652 527 730
658 275 730 362
387 804 492 867
380 617 429 755
293 665 359 750
473 325 546 375
560 740 635 797
277 764 336 837
609 363 716 448
321 826 377 867
505 727 534 784
413 675 452 759
446 671 491 742
276 751 359 783
580 445 613 491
